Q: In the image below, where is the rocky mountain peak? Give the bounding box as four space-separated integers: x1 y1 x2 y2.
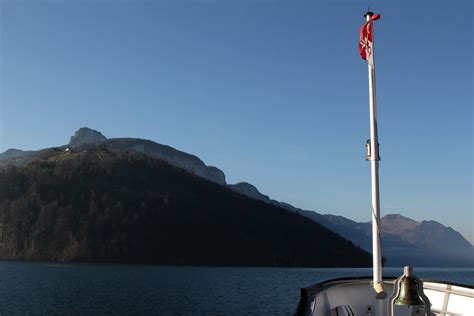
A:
380 213 419 234
69 127 107 146
227 182 270 203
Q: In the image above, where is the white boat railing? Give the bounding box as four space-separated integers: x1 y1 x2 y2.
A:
295 277 474 316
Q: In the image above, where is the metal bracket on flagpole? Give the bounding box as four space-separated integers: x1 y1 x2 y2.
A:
365 140 380 161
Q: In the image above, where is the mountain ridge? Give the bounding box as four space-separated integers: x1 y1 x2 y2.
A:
1 127 471 266
301 211 473 267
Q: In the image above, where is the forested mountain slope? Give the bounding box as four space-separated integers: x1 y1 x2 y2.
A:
0 149 370 267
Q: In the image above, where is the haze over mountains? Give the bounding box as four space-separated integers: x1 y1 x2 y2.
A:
1 128 472 267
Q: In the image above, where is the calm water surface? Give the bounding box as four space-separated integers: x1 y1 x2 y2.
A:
0 262 472 315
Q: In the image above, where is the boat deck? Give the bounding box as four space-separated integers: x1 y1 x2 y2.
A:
295 277 474 316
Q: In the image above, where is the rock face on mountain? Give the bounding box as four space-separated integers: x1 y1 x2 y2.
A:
380 214 419 233
95 138 227 185
0 149 371 267
69 127 107 146
227 182 271 202
72 128 227 185
1 128 226 185
226 184 294 210
205 166 226 185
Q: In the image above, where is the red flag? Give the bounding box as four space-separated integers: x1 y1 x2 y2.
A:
359 13 380 66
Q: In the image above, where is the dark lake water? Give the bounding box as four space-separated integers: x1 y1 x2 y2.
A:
0 262 472 315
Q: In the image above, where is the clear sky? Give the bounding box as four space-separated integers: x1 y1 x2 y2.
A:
1 0 472 243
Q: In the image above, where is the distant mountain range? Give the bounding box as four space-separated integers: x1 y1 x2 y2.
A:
1 127 472 267
301 212 473 267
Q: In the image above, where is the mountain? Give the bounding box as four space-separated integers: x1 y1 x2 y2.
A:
300 211 372 250
1 127 471 267
69 127 107 146
226 182 281 207
0 128 227 185
304 212 474 267
0 148 35 161
0 148 370 267
227 182 270 201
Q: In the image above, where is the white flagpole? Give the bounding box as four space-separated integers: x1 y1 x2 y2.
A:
364 11 385 299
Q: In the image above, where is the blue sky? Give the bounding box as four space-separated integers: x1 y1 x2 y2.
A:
1 0 472 243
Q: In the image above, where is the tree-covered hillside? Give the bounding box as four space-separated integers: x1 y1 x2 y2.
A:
0 149 370 267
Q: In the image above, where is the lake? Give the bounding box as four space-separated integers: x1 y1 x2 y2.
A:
0 262 472 315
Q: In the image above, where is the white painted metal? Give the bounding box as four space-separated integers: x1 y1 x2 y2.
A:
364 11 384 295
307 279 474 316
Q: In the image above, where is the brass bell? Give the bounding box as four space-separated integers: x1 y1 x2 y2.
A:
389 266 431 316
394 267 425 306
